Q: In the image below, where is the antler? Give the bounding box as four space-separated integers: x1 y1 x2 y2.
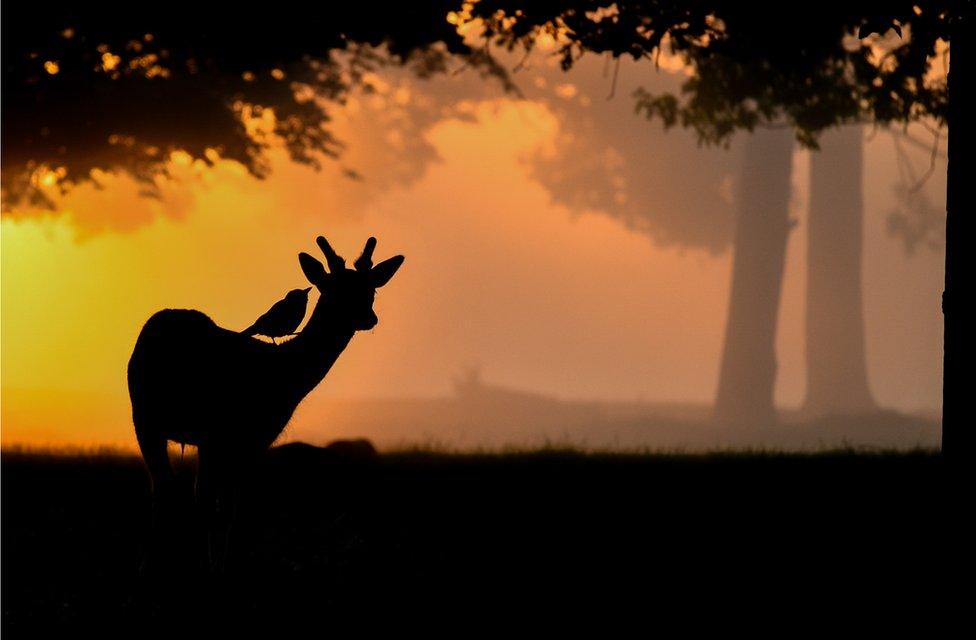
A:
316 236 346 273
354 237 377 272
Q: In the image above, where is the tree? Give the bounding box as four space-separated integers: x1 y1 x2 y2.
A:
504 54 791 427
804 125 876 417
482 52 797 427
0 1 510 209
713 129 794 427
943 7 973 458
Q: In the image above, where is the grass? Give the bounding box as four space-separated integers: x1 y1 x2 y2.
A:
0 444 954 633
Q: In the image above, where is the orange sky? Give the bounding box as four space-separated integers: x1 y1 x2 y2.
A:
0 55 947 448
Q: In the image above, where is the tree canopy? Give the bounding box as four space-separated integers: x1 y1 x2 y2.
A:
467 1 951 146
0 1 509 209
1 1 956 210
520 54 741 252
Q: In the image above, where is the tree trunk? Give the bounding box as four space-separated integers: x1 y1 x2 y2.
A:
943 9 974 457
714 129 795 427
803 125 876 417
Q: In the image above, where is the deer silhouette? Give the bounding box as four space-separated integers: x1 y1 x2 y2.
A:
127 235 403 568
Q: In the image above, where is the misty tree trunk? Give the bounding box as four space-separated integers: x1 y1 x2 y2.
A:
943 10 974 457
714 129 794 427
803 125 876 416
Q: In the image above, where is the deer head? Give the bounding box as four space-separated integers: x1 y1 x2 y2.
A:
298 236 404 331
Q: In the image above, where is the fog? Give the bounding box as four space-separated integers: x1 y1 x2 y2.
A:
1 49 946 449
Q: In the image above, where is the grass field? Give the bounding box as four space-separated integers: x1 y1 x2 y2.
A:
0 444 957 632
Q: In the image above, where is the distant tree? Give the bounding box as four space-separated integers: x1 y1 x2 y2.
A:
712 128 794 427
804 125 876 417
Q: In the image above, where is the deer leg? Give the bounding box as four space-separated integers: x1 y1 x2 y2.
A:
135 422 175 506
216 443 265 573
196 444 219 571
217 478 240 572
217 445 260 571
197 445 238 573
134 419 179 575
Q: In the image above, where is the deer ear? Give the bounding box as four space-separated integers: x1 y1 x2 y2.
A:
370 255 404 288
299 252 327 287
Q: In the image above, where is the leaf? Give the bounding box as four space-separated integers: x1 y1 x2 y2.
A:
858 17 886 39
858 17 902 39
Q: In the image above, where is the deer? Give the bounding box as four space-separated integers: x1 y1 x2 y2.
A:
127 235 403 569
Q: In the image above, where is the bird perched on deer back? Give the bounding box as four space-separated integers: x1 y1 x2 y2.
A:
241 287 312 344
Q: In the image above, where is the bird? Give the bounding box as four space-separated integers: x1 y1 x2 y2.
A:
241 287 312 344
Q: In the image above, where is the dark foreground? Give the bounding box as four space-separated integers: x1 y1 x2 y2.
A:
1 445 962 633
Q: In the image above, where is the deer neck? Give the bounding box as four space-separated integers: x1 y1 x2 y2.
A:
278 297 356 401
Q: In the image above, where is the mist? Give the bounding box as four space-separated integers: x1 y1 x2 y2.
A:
1 49 946 450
